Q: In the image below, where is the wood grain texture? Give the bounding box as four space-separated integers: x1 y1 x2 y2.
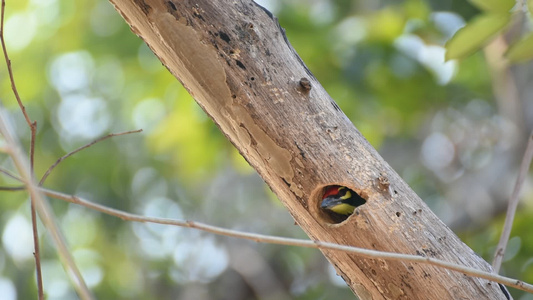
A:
108 0 508 298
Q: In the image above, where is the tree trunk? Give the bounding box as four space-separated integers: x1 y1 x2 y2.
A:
108 0 508 299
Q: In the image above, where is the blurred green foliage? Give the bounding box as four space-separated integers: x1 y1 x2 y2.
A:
0 0 532 299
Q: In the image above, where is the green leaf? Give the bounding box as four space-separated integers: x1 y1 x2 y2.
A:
505 33 533 63
445 13 510 61
468 0 515 12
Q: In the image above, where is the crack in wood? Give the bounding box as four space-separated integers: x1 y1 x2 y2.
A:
133 0 152 15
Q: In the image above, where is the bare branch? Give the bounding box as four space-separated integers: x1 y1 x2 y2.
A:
5 161 533 294
0 1 42 295
39 129 143 185
0 185 24 191
0 0 32 127
29 120 43 300
0 168 31 190
0 109 94 300
493 131 533 273
0 167 21 181
39 186 533 294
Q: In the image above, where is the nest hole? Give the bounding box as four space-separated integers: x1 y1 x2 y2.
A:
313 184 367 224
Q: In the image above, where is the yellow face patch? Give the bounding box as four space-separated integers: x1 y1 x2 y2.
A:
340 190 351 200
329 203 355 215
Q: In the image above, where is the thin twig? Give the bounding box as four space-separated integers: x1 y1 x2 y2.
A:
0 166 24 191
0 1 42 297
493 131 533 273
39 129 143 185
30 192 43 300
39 186 533 294
0 167 21 181
0 166 24 190
0 110 94 300
29 122 43 300
30 123 36 170
0 185 24 191
0 0 32 127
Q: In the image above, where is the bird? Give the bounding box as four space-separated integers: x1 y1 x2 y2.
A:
320 185 366 216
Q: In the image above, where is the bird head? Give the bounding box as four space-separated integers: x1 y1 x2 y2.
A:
320 185 365 216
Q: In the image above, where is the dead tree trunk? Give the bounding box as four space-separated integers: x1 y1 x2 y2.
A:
108 0 508 299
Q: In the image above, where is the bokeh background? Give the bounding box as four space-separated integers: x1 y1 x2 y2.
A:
1 0 532 299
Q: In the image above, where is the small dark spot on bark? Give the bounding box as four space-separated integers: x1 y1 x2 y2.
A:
299 77 311 91
193 12 205 21
250 77 255 81
265 49 271 56
395 212 401 217
371 269 377 276
294 142 306 159
166 1 177 11
229 50 234 55
282 178 290 187
236 60 246 70
219 31 231 43
231 95 236 99
422 248 438 257
402 280 412 289
331 100 341 111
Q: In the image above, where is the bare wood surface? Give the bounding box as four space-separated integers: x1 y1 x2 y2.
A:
108 0 508 298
